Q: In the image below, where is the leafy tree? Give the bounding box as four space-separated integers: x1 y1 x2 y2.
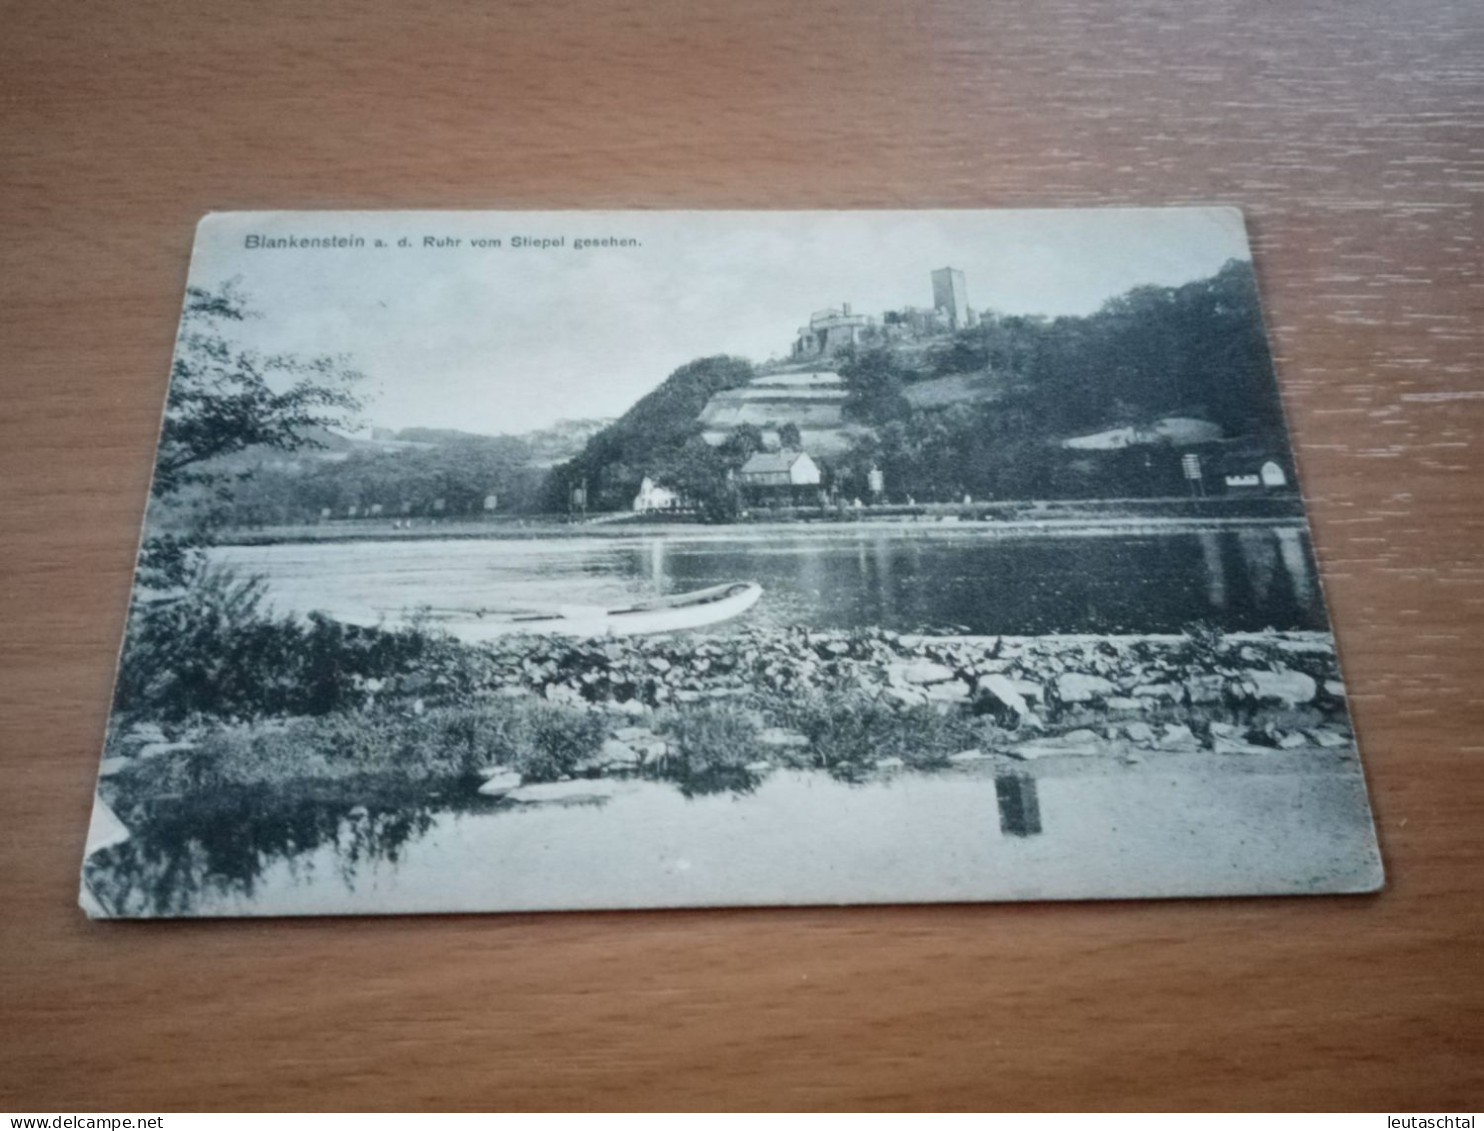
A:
718 424 764 463
656 436 740 523
115 283 369 725
839 347 911 426
777 422 803 450
153 280 364 502
139 281 365 587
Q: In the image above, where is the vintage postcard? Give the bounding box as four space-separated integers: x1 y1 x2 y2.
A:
81 208 1383 917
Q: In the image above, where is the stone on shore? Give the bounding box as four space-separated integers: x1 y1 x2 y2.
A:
508 779 631 803
1306 727 1352 748
888 660 956 686
1123 721 1156 746
974 674 1030 721
1133 683 1182 702
883 685 927 708
1014 728 1104 759
1240 669 1318 706
1054 673 1116 704
925 681 972 705
478 770 524 797
1212 736 1274 756
1156 723 1199 751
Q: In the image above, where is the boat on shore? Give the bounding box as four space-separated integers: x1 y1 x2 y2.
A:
454 581 763 640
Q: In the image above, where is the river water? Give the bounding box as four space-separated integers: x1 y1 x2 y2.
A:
84 761 1382 917
212 523 1328 637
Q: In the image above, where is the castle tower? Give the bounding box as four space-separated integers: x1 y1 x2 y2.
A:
931 267 969 330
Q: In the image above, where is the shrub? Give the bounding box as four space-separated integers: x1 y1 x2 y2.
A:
113 558 451 724
111 698 611 796
658 704 761 772
507 704 607 782
775 692 970 771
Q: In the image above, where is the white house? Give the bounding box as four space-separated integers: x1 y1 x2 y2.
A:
737 450 822 489
633 476 680 513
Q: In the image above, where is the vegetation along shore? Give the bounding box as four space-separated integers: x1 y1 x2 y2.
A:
102 619 1356 813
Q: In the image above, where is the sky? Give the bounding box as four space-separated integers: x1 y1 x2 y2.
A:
186 208 1254 436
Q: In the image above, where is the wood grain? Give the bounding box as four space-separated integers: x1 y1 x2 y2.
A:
2 0 1481 1111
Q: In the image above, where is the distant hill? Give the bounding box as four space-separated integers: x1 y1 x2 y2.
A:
158 417 615 529
512 418 613 466
387 419 609 465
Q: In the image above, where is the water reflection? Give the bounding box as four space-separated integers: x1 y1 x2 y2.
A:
1275 527 1315 607
1198 532 1228 610
649 539 667 590
83 758 1383 916
650 764 764 799
83 789 441 917
995 774 1044 838
636 527 1327 635
220 525 1330 637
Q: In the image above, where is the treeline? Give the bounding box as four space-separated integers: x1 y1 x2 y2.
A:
936 258 1282 439
219 432 548 525
829 258 1289 502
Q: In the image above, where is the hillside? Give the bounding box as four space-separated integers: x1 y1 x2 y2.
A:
546 356 755 512
697 369 874 457
548 258 1291 512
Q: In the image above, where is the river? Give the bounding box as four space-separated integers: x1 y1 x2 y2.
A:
211 523 1328 637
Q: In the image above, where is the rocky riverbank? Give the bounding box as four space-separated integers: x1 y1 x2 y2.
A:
422 624 1342 718
366 624 1353 775
101 624 1356 806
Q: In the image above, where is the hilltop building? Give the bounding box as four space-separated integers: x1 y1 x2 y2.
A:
791 303 872 360
931 267 970 330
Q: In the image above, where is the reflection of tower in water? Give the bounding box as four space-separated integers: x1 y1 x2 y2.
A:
995 774 1043 837
648 539 668 592
1236 529 1279 605
871 534 897 623
1274 527 1316 607
1198 531 1228 609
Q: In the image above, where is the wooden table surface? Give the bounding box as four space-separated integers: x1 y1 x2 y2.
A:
3 0 1481 1112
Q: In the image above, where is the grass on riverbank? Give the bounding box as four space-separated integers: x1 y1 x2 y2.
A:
115 700 607 795
107 691 1008 806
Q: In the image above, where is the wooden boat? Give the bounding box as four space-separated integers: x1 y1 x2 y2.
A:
457 581 763 640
